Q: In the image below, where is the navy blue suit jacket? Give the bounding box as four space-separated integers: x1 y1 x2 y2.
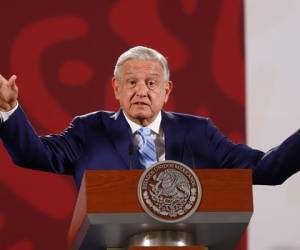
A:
1 106 300 187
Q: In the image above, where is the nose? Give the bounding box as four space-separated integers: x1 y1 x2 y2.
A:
135 81 148 97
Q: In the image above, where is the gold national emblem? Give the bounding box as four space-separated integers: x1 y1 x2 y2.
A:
137 160 202 223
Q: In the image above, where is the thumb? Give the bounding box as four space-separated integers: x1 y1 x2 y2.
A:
9 75 18 93
0 74 6 87
8 75 17 83
8 75 17 86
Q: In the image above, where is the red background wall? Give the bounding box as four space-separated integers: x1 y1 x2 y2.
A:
0 1 246 249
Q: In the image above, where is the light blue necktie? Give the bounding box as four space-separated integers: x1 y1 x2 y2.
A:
136 127 157 169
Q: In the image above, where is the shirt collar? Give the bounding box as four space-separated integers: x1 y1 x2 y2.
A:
123 110 162 135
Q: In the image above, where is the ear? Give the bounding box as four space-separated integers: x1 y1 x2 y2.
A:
164 81 173 103
112 77 120 100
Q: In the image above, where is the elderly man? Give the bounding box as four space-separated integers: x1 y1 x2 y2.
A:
0 46 300 187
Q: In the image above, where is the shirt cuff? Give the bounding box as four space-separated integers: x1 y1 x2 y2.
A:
0 103 19 123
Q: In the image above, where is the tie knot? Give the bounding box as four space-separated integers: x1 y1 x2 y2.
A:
138 127 152 137
136 127 152 149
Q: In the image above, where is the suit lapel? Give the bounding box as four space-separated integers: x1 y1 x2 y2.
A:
106 110 132 168
105 110 143 169
105 110 185 168
161 111 185 162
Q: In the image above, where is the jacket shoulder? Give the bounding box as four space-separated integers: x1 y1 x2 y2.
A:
76 110 115 120
70 110 116 128
163 111 210 125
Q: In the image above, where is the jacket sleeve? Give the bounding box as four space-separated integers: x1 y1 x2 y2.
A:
206 119 300 185
0 106 85 175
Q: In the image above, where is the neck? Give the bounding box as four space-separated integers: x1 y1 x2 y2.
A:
133 117 154 127
123 111 159 127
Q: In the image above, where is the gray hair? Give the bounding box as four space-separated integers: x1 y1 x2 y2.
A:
114 46 170 82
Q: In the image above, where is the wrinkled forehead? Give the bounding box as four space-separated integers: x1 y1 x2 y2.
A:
120 59 164 78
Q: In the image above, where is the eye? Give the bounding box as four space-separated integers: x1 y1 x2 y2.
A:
127 79 136 87
146 80 156 89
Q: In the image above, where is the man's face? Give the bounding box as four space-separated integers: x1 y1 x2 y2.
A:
112 59 173 126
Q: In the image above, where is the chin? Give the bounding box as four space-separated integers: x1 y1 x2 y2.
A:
133 113 149 120
132 111 153 120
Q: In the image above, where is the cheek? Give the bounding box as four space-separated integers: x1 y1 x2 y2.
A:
150 93 165 107
120 91 134 105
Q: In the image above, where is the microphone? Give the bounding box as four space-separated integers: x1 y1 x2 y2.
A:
186 143 195 169
128 143 134 170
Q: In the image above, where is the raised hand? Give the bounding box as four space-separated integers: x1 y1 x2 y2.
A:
0 75 18 112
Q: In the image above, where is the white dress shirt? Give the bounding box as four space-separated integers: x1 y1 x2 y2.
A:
123 111 165 161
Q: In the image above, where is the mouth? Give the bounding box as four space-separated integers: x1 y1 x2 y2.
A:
132 102 149 106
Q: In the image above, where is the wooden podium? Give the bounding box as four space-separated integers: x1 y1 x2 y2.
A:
68 169 253 250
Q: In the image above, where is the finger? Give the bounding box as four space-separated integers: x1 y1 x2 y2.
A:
0 74 7 82
11 83 18 93
0 75 3 87
0 74 8 88
10 76 18 94
8 75 17 86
